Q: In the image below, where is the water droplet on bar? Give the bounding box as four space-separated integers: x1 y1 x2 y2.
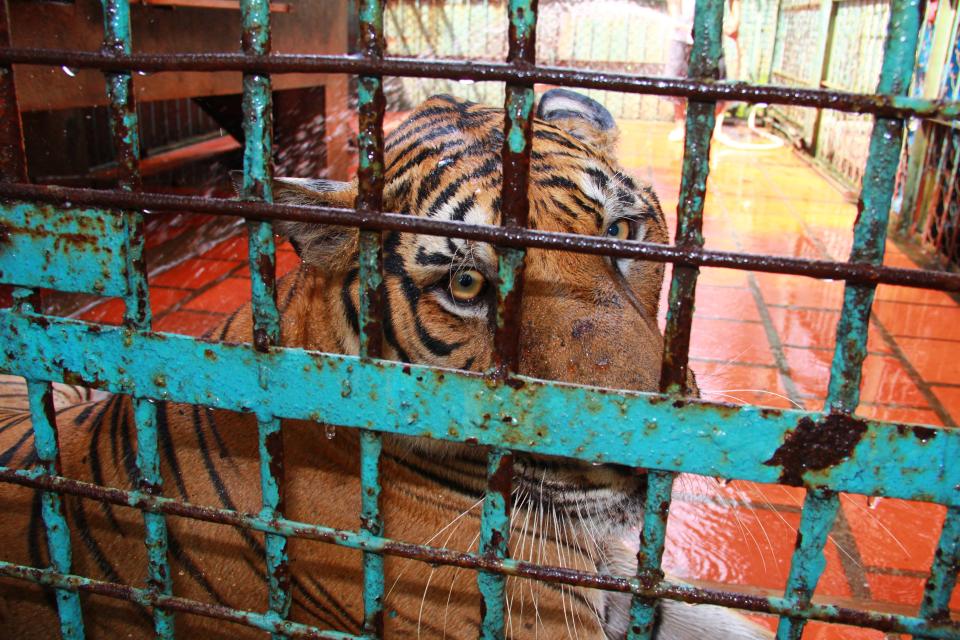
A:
325 424 336 440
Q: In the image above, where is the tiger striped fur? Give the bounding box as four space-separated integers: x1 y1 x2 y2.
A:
0 91 771 639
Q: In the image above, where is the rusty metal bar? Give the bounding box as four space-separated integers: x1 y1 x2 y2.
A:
477 449 513 638
1 182 958 293
20 370 86 640
2 468 959 638
778 2 923 639
634 0 723 636
237 1 289 636
101 1 175 637
627 470 675 639
355 1 387 635
919 506 960 637
658 0 722 396
491 0 537 378
2 48 960 119
0 562 359 640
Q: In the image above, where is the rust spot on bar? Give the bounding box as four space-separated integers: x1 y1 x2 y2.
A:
765 413 869 486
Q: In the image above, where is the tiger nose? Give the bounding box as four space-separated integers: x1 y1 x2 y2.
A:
518 305 664 392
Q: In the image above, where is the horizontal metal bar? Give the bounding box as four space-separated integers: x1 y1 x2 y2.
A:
2 309 958 505
0 470 958 638
0 561 358 640
1 48 959 119
0 184 957 292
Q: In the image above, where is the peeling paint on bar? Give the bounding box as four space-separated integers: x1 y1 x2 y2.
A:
3 310 958 506
920 506 960 634
0 202 130 296
627 470 675 640
776 489 841 640
637 0 722 636
238 1 288 636
100 0 173 635
0 561 359 640
478 449 513 639
779 2 923 639
26 377 86 640
356 2 387 636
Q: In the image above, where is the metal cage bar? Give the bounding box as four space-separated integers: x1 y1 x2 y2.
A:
238 1 291 635
23 371 86 640
0 0 958 637
477 0 537 629
777 1 923 638
102 2 176 638
356 1 388 635
3 48 960 120
630 1 723 636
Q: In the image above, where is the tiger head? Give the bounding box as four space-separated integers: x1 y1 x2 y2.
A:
263 90 676 538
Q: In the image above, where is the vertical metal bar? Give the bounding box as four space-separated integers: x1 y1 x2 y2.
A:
356 1 386 636
492 0 537 378
775 488 841 640
0 0 26 185
22 372 86 640
631 2 722 637
919 506 960 636
238 1 289 636
658 0 722 395
0 6 83 635
357 0 386 361
626 470 675 639
777 3 922 639
477 449 513 639
101 3 175 637
359 428 384 636
239 0 280 352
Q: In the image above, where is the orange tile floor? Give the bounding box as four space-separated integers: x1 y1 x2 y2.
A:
69 119 958 638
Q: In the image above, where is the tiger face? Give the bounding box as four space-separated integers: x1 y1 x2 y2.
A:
274 91 669 390
265 91 674 541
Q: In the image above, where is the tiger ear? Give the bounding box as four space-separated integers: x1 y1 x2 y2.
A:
536 88 619 151
229 171 359 267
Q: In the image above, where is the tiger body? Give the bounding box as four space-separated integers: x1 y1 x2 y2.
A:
0 93 771 639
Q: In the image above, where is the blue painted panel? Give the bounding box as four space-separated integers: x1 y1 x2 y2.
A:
0 202 129 296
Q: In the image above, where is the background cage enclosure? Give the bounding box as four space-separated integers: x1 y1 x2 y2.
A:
0 0 959 639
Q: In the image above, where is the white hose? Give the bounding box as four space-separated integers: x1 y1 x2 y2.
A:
713 103 784 151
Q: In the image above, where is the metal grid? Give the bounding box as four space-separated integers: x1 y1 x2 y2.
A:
0 1 959 639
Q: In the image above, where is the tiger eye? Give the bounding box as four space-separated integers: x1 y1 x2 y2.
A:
606 220 631 240
450 269 485 302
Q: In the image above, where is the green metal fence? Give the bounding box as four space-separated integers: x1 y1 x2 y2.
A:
0 0 959 638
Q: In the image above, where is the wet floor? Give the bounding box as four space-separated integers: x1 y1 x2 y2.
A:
68 118 959 638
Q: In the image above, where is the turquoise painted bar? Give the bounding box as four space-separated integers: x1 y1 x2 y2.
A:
778 2 923 638
26 380 86 640
2 309 957 507
0 202 131 296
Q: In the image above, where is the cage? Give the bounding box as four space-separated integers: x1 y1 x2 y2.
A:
0 0 958 639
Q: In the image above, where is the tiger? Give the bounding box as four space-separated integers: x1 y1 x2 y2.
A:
0 90 773 639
